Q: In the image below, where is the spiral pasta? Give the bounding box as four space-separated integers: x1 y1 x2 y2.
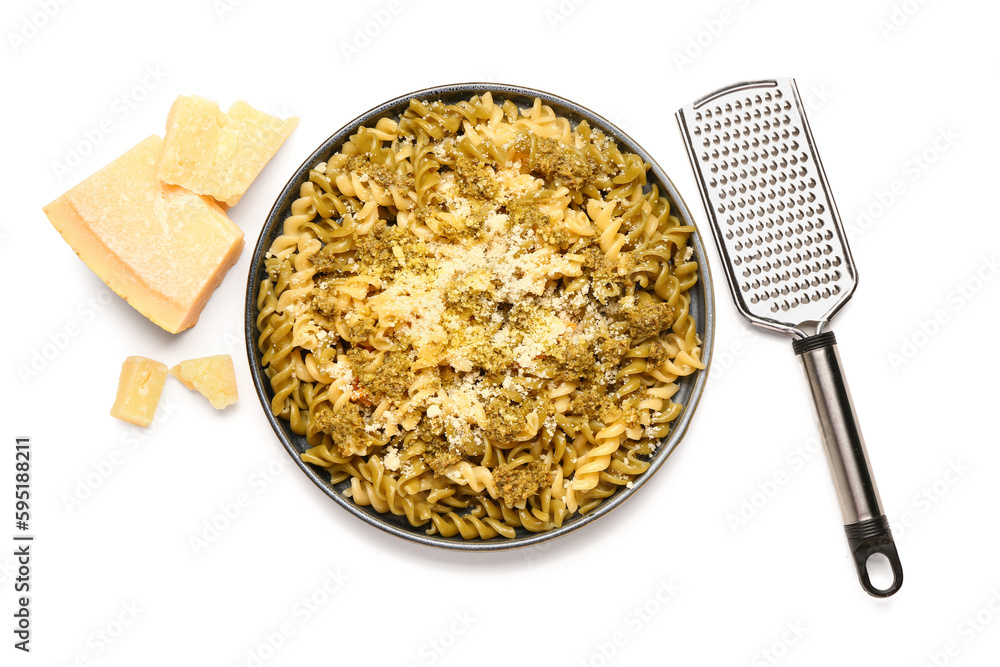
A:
256 92 704 539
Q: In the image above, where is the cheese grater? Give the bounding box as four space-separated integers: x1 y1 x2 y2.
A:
676 78 902 597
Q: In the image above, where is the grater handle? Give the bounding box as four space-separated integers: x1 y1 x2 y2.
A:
793 332 903 597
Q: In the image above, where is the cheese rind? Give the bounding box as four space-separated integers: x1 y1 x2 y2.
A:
111 356 168 427
43 135 245 334
169 354 239 410
158 95 298 207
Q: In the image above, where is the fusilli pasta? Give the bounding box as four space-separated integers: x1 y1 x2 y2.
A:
256 92 704 538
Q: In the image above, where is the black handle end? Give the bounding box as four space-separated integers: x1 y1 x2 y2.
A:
845 516 903 598
792 331 837 355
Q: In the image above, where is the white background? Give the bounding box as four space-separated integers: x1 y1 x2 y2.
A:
3 0 999 665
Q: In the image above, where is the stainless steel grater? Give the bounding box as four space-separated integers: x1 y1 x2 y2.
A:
676 78 903 597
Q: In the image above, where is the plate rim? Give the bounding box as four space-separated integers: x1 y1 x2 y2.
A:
244 82 716 551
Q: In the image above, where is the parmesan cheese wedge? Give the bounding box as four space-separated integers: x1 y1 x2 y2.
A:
157 95 298 207
43 135 245 334
169 355 239 410
111 356 168 427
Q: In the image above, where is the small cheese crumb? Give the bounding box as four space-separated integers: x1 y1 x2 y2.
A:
383 446 401 472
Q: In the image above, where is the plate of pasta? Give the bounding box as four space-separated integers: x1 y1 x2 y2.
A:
246 83 715 549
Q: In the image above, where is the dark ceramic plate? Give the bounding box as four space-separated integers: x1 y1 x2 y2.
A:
245 83 715 551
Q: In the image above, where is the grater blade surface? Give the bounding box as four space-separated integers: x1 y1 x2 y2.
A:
676 78 856 337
